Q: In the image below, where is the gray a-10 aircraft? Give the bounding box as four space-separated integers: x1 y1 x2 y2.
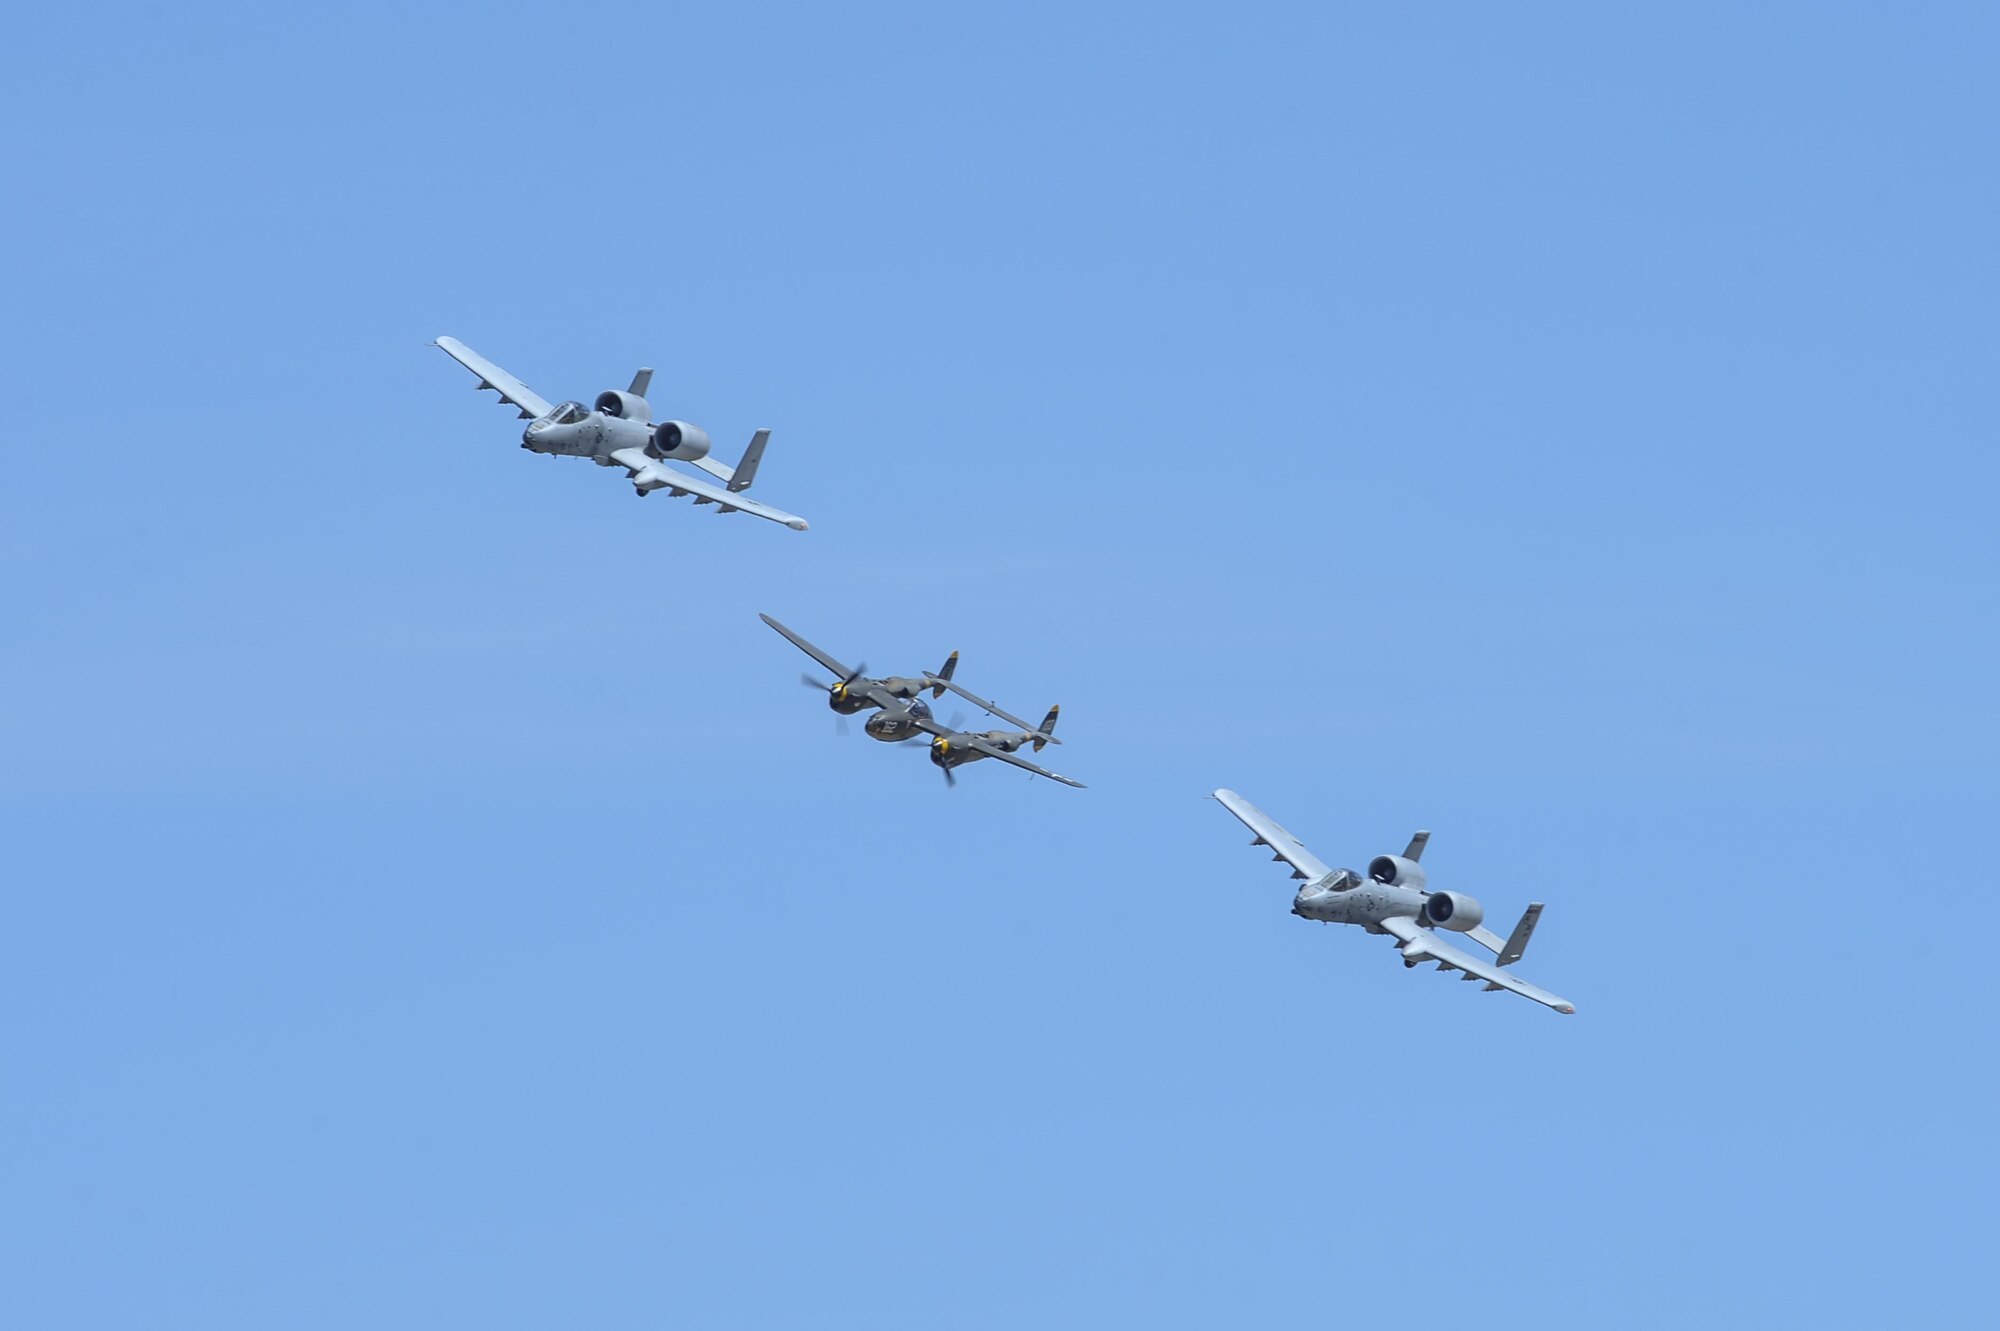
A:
435 336 809 531
1212 789 1574 1014
761 613 960 743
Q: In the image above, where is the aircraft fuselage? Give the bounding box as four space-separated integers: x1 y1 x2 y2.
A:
522 410 641 459
863 699 932 743
1291 874 1428 931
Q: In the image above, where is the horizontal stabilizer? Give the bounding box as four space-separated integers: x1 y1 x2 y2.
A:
937 680 1061 744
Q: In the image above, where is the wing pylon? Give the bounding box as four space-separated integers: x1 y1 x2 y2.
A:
1379 916 1575 1014
434 336 553 420
1211 789 1332 882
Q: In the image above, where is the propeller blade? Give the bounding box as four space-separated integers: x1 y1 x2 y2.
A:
941 763 956 788
801 673 832 691
835 715 850 738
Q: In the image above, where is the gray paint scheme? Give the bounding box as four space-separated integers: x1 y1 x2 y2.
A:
434 336 808 531
1212 789 1574 1014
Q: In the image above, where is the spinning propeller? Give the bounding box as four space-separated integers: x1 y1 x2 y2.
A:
799 661 869 736
927 711 971 787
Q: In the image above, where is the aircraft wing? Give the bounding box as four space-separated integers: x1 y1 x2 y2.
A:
962 736 1085 787
435 336 553 421
607 450 810 530
1212 788 1333 882
935 680 1059 742
760 614 856 682
1377 916 1576 1015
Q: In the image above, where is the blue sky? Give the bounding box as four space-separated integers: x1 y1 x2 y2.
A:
2 3 1994 1326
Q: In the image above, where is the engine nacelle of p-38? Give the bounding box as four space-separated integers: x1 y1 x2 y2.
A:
647 420 712 462
594 389 653 424
1423 890 1484 932
1367 854 1426 891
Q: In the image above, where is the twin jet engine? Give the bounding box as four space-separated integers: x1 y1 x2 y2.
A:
1367 850 1483 931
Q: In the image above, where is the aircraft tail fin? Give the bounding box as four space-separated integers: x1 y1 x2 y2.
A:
1496 903 1542 966
728 429 771 493
628 367 654 397
1466 904 1541 966
1404 830 1430 862
931 651 959 698
1032 705 1060 752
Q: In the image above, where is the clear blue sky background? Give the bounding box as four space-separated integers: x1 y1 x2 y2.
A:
3 4 1993 1326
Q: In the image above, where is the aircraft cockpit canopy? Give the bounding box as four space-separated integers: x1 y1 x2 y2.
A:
543 401 589 426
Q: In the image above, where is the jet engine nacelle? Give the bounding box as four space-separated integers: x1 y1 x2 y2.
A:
1367 854 1426 890
594 390 653 423
1423 890 1484 932
647 420 712 462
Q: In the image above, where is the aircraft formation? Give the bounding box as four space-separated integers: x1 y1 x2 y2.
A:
436 337 1576 1014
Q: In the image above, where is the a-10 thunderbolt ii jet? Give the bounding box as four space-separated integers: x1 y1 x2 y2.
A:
761 613 960 743
434 336 809 531
1212 789 1573 1013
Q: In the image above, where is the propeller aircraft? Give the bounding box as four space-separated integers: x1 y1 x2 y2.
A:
910 675 1082 788
761 614 960 743
915 703 1083 789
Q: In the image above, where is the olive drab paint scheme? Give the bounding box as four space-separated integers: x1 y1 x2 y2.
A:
761 614 1084 789
761 614 962 746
